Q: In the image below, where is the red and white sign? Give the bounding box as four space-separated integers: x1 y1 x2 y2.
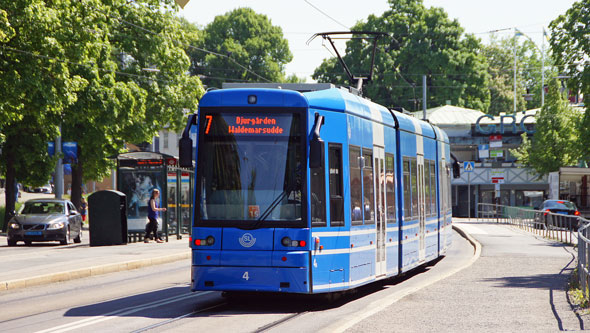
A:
489 135 503 148
491 169 505 184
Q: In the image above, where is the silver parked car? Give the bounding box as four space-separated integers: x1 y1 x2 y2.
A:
7 199 83 246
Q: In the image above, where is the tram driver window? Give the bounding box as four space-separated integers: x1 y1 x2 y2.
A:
310 142 326 227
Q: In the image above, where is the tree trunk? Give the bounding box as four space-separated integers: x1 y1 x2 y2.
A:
71 160 83 211
2 153 16 232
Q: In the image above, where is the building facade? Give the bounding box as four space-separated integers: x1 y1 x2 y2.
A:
415 105 547 217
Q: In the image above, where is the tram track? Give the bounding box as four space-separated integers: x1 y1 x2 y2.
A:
252 310 309 333
130 302 228 333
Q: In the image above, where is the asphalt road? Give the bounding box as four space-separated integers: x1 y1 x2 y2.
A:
0 230 474 332
347 222 587 332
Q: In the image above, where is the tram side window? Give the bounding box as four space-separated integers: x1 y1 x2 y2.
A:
349 146 363 225
363 151 375 225
440 161 446 214
310 142 326 227
425 160 431 216
403 158 411 218
410 158 418 218
430 160 436 216
329 144 344 227
385 153 396 223
446 163 452 214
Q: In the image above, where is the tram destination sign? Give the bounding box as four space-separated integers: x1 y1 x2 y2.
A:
204 114 294 136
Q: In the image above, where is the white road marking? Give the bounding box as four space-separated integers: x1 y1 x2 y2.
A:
35 291 213 333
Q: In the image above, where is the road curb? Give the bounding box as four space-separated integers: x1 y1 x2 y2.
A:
325 223 483 333
452 224 482 260
0 251 190 292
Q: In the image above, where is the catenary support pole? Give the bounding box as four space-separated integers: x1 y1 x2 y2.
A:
422 75 427 121
55 125 64 199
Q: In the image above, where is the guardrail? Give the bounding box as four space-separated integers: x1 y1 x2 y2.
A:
477 203 580 244
477 203 590 298
578 217 590 295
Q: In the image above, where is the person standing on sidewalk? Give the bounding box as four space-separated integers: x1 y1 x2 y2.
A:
144 189 166 243
80 196 88 223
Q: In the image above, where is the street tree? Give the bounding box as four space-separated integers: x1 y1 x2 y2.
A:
60 0 204 210
0 0 88 228
550 0 590 161
481 35 555 115
312 0 490 111
189 8 293 88
511 79 581 176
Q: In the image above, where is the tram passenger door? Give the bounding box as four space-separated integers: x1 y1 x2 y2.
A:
417 154 426 261
374 147 386 276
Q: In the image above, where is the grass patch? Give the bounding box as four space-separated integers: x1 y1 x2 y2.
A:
0 202 23 231
569 266 590 312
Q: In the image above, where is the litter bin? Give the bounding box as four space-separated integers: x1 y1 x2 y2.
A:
88 190 128 246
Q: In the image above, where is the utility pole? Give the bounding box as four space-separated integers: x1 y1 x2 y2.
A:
514 28 517 113
422 75 427 121
541 29 546 106
55 126 63 199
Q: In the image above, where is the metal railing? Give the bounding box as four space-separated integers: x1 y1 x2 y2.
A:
477 203 581 244
477 203 590 298
577 217 590 295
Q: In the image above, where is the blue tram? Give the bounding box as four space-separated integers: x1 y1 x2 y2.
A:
179 83 454 294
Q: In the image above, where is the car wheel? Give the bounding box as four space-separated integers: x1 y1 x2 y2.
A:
7 239 17 247
74 230 82 243
24 240 32 246
60 227 70 245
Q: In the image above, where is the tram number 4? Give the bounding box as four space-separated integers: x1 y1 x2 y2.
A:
242 271 250 281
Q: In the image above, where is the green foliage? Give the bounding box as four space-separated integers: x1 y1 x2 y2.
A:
0 202 22 231
482 35 555 115
0 0 205 214
189 8 293 88
312 0 490 111
550 0 590 160
511 80 581 176
0 9 14 43
0 0 84 187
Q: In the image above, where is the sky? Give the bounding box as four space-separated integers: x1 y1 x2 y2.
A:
178 0 578 81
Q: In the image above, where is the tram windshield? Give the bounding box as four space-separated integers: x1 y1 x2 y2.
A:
197 112 303 226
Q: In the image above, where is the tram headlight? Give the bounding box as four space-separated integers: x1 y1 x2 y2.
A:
281 237 291 247
281 237 307 247
195 236 215 246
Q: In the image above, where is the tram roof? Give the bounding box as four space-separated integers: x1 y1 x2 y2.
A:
304 88 437 139
199 87 442 140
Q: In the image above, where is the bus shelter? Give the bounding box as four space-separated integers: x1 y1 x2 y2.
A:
116 152 193 241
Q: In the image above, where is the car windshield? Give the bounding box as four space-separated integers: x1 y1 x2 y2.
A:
544 201 577 210
21 202 65 215
197 112 303 224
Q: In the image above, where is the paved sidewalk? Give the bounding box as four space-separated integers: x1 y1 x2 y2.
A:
0 234 190 291
349 221 589 332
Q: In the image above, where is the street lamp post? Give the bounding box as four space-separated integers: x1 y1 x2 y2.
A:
514 28 547 110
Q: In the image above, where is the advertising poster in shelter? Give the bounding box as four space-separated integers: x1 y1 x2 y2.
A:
119 170 165 231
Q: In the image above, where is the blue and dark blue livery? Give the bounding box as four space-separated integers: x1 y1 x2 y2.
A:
182 84 453 294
